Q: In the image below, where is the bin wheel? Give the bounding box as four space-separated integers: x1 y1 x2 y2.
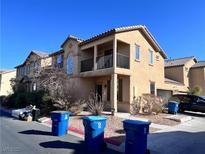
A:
146 149 150 154
179 108 185 113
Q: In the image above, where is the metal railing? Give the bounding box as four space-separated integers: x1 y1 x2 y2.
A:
81 58 94 72
97 54 113 69
80 52 129 72
117 53 130 69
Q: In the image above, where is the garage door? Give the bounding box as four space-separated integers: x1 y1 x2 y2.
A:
157 89 173 103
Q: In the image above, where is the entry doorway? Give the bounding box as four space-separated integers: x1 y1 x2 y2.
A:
96 84 102 101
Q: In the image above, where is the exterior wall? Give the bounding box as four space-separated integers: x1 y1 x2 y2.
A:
165 66 184 84
189 67 205 95
41 57 52 68
184 59 196 87
116 30 165 100
0 70 16 96
62 39 80 75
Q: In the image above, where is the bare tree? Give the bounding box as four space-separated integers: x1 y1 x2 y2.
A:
33 66 85 111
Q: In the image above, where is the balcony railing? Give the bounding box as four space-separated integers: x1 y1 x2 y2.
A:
97 54 113 69
117 53 129 69
80 52 129 72
81 58 94 72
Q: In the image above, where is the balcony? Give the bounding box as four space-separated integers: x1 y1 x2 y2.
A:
81 58 94 72
117 53 129 69
80 53 129 72
97 54 113 69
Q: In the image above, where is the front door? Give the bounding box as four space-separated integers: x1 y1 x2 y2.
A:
96 85 102 101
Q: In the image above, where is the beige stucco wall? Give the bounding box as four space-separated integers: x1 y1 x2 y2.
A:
0 70 16 96
62 39 81 75
116 30 165 100
189 67 205 95
165 66 184 84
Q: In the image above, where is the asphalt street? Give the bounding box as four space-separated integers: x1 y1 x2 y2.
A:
0 110 120 154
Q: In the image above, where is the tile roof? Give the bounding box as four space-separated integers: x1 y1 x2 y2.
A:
165 56 196 67
49 49 64 56
15 50 50 68
61 35 83 48
32 50 49 57
191 61 205 68
165 78 184 85
78 25 167 58
0 69 16 74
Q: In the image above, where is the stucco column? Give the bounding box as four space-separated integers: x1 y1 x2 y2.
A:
94 45 97 70
129 76 134 112
113 38 117 68
111 73 118 114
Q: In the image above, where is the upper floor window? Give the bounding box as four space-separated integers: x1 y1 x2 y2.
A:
67 55 73 75
135 45 140 60
56 55 63 68
149 50 153 65
150 82 155 95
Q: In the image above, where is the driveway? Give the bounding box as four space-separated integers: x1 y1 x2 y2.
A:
148 112 205 154
0 110 120 154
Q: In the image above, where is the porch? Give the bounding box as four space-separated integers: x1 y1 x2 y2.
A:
81 74 130 113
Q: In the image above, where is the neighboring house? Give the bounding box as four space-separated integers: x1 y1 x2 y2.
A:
189 61 205 95
165 57 205 96
0 69 16 96
15 50 52 91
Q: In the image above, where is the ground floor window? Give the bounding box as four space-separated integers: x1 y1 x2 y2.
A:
150 82 155 95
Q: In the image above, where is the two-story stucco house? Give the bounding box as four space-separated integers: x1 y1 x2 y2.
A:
15 51 52 91
56 25 189 113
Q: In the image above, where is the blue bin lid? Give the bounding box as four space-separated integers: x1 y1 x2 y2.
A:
83 116 107 121
123 119 151 125
51 111 70 115
168 101 179 104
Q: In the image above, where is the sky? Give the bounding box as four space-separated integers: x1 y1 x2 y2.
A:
1 0 205 69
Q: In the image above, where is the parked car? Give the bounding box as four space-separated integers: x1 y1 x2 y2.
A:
170 94 205 113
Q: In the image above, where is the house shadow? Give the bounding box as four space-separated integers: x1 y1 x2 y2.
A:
19 129 52 136
39 140 120 154
181 111 205 118
148 131 205 154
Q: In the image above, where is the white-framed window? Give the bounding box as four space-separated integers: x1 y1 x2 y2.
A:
67 55 73 75
135 44 140 60
149 50 153 65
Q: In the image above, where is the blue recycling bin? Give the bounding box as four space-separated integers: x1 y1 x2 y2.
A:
168 101 179 114
123 120 151 154
83 116 107 151
50 111 70 136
